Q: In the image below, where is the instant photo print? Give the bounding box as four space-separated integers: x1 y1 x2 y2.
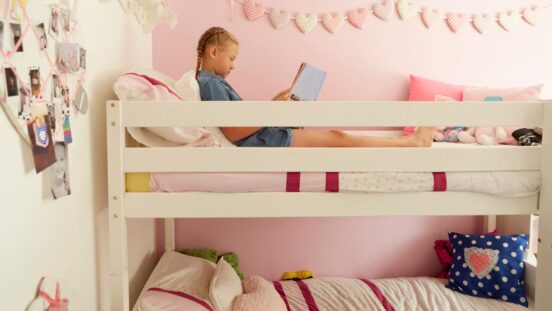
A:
27 115 56 173
4 67 19 97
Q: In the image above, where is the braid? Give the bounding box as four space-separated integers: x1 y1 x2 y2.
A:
195 27 239 79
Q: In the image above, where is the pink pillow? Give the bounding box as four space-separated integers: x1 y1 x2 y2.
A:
463 84 543 101
404 75 464 135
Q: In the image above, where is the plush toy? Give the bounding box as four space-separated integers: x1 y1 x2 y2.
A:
233 276 287 311
433 126 465 142
457 126 521 145
281 270 313 281
512 128 543 146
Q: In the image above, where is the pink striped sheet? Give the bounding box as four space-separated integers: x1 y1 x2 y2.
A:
295 280 320 311
432 172 447 192
146 288 213 311
360 279 396 311
273 281 292 311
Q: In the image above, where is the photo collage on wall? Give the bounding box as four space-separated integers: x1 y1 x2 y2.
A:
1 1 86 199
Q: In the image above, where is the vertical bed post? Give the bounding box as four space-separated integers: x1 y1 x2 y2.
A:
535 101 552 311
107 100 130 311
164 218 175 251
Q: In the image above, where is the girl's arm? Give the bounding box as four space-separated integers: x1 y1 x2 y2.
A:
221 127 262 143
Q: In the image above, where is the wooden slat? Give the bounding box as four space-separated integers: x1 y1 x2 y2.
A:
124 146 541 173
124 192 539 218
117 100 545 127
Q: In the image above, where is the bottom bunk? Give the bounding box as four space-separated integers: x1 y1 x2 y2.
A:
133 250 533 311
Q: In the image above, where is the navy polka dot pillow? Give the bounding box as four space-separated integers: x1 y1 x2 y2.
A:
447 232 529 307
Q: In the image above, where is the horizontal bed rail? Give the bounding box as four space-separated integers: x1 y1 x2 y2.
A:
114 101 546 127
123 192 539 218
123 146 542 172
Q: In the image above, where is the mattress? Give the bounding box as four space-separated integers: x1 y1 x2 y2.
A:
138 277 532 311
126 171 540 196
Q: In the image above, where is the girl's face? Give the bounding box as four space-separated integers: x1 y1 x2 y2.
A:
209 42 239 78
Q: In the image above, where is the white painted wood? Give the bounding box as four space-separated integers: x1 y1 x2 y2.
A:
119 101 544 127
107 101 130 311
124 146 541 173
524 259 537 303
123 192 539 218
535 103 552 311
108 99 551 310
484 216 496 232
164 218 175 251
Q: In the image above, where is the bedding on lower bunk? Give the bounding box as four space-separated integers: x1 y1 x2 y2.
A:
126 171 540 196
134 252 532 311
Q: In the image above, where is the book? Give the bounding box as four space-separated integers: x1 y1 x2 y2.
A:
290 62 327 101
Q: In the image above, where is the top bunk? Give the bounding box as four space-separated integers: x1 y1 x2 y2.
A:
106 100 551 219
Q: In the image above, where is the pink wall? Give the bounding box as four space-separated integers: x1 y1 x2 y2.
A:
153 0 552 280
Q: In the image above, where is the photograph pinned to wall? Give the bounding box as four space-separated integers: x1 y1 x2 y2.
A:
52 73 62 99
63 115 72 144
49 6 60 38
35 23 48 50
61 8 71 32
4 67 19 97
79 47 86 69
57 42 80 72
10 23 23 52
29 67 41 97
18 85 31 120
51 142 71 199
0 21 4 50
74 84 88 114
46 100 64 141
27 115 56 173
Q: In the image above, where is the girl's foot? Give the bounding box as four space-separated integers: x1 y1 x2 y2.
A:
411 127 437 147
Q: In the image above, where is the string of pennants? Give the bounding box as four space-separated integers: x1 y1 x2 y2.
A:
233 0 551 34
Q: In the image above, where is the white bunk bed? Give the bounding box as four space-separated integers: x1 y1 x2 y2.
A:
106 100 552 311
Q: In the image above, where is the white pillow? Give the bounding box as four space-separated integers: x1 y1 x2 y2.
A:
209 257 244 311
133 251 216 311
113 68 235 147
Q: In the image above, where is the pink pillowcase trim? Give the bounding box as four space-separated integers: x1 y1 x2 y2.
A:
147 288 213 311
124 73 183 100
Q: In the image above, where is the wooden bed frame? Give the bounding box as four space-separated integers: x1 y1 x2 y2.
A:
107 100 552 311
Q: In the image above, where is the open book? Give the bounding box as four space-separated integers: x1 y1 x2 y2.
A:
290 63 327 101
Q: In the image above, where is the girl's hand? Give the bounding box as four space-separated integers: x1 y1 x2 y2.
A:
272 88 291 101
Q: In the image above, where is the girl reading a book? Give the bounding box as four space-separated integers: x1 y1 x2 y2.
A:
196 27 435 148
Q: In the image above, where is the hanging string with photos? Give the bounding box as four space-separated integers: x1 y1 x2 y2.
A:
1 0 87 199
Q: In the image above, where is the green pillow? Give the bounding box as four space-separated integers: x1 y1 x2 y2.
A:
176 248 218 263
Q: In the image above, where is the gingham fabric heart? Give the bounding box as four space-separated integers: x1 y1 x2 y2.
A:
373 0 394 21
347 8 370 29
498 11 520 31
397 0 419 20
421 8 442 28
472 14 493 33
321 13 344 33
296 13 318 33
446 13 466 32
464 247 500 279
523 6 542 26
269 9 291 29
243 0 266 21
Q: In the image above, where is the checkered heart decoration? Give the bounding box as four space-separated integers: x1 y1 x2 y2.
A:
1 0 87 145
233 0 550 34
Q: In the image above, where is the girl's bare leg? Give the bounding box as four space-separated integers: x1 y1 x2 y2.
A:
291 127 436 147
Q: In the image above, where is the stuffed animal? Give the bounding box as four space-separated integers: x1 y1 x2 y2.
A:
281 270 313 281
458 126 520 145
433 126 465 142
233 276 287 311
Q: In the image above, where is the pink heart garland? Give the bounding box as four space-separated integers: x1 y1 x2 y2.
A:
243 0 266 21
321 13 344 34
464 247 499 279
446 13 466 33
498 11 520 32
269 9 291 29
472 14 492 34
373 0 394 21
523 6 542 26
421 8 442 28
348 8 370 29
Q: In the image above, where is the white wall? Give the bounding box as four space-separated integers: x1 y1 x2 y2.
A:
0 1 154 310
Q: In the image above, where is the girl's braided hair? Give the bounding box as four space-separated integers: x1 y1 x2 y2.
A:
195 27 238 78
